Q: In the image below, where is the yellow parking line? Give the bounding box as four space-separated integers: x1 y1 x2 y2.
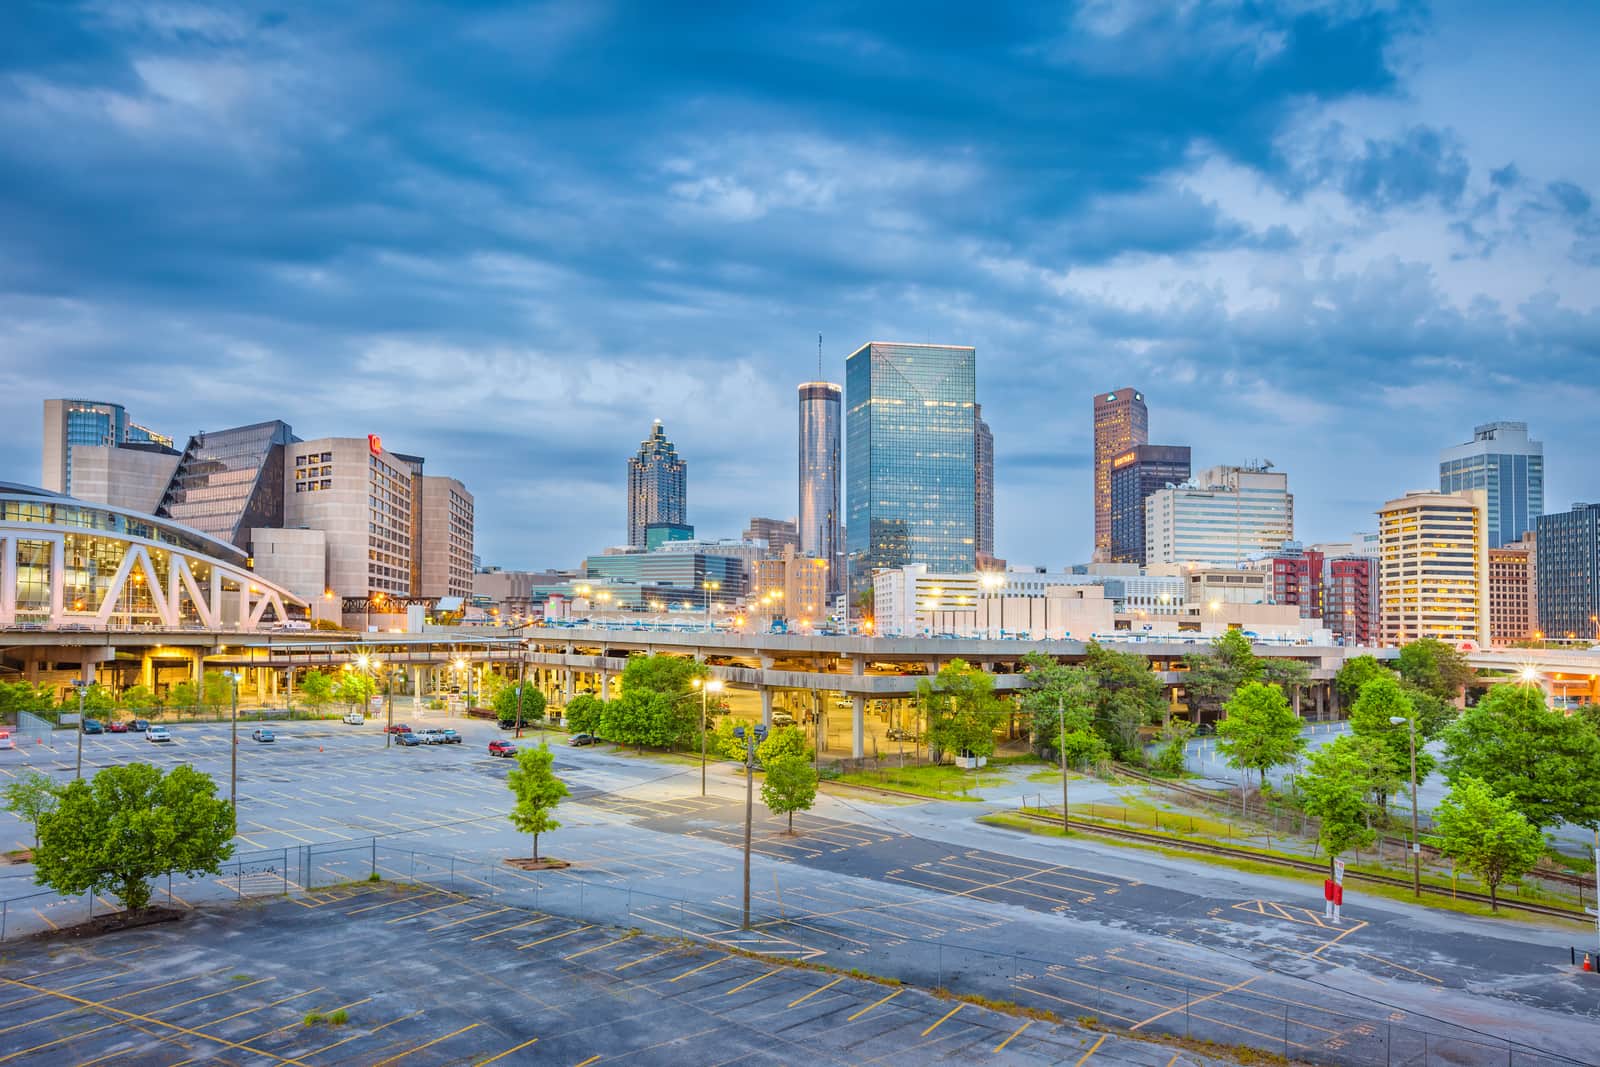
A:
301 1010 422 1057
573 1057 600 1067
564 936 632 961
920 1002 962 1036
614 948 676 971
846 988 903 1021
471 916 549 941
994 1021 1030 1052
724 969 782 995
476 1036 539 1065
1074 1035 1107 1063
788 976 844 1007
371 1021 480 1065
668 956 729 983
147 976 273 1014
518 925 593 949
433 906 512 931
387 900 472 924
199 986 324 1028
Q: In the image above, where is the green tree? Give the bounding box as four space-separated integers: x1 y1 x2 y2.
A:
120 685 157 712
1401 685 1456 741
1152 719 1195 777
335 672 376 711
1019 652 1097 752
299 670 335 710
1299 738 1379 875
760 755 818 833
563 694 604 735
599 689 697 751
1056 729 1110 769
1215 682 1305 813
1441 683 1600 831
506 743 568 862
169 681 198 710
757 725 809 766
1334 655 1390 707
918 659 1007 760
0 680 56 714
33 764 234 912
1081 641 1166 751
200 671 233 714
2 771 61 848
1348 675 1434 813
1183 630 1261 722
620 654 706 699
60 683 115 715
494 684 546 728
1429 777 1546 912
1259 657 1311 708
1395 638 1475 701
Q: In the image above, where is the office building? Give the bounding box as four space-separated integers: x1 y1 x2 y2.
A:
1534 503 1600 641
419 475 475 600
1376 490 1489 648
1108 444 1190 564
158 421 297 551
1439 421 1544 548
974 404 994 563
751 546 830 629
627 420 687 549
471 568 578 620
744 517 799 556
1144 465 1293 567
1487 544 1535 645
67 442 182 515
42 399 172 496
1324 556 1378 646
1187 568 1270 607
581 550 746 608
797 381 842 590
1093 388 1148 554
1271 542 1325 620
846 342 977 588
645 522 694 550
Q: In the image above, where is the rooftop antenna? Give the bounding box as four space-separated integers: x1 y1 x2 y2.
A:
818 332 823 379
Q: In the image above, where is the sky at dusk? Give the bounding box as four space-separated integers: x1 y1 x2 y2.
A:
2 2 1598 571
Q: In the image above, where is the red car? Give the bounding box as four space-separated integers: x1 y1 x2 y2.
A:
107 721 129 734
385 723 412 734
488 740 517 758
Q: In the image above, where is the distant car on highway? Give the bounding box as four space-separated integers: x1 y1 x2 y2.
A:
567 733 596 746
488 740 517 758
251 728 275 743
343 711 365 725
146 726 172 743
396 732 423 747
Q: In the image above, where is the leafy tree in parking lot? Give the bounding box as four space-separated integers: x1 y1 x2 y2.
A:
169 681 198 710
299 670 335 710
33 764 234 912
620 654 706 699
58 683 116 714
918 659 1007 761
1334 655 1390 707
1215 682 1305 814
1183 629 1261 722
0 680 56 714
506 743 568 862
119 685 157 712
756 725 809 766
494 684 546 728
1348 676 1432 814
1299 737 1379 876
1429 777 1545 912
601 689 698 751
2 771 61 848
761 756 818 833
335 672 376 712
562 694 604 735
200 671 233 714
1395 638 1475 702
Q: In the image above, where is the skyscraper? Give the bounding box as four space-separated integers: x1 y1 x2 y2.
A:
1108 444 1190 564
159 420 297 551
974 403 994 564
1093 388 1148 555
627 420 687 549
846 342 976 588
41 398 172 496
797 381 841 588
1439 421 1544 548
1376 489 1489 648
1534 503 1600 641
1144 464 1292 567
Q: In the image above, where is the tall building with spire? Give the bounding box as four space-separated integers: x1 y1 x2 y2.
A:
798 381 842 591
627 420 687 549
1093 388 1147 556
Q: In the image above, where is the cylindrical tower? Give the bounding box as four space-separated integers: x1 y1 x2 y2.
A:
798 382 842 593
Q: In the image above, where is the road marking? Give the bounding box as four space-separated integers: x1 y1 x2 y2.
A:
433 906 512 931
0 976 314 1066
518 925 593 949
147 975 273 1014
198 986 324 1028
1307 920 1369 959
993 1020 1031 1052
387 899 472 924
724 969 782 995
573 1057 600 1066
614 948 677 971
475 1036 539 1065
920 1002 963 1036
471 915 549 941
371 1021 481 1065
1074 1035 1106 1063
301 1009 423 1057
1131 976 1257 1032
846 988 903 1021
668 956 729 982
564 935 633 961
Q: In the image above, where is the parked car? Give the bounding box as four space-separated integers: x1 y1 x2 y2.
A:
146 726 172 743
82 719 104 735
488 740 517 758
568 733 596 746
343 711 365 726
771 711 796 728
415 729 444 744
130 719 150 732
885 726 917 741
251 728 276 743
386 723 412 735
396 731 423 746
107 720 129 733
0 731 14 751
437 729 461 744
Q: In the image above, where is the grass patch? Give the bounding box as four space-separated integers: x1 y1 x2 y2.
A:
230 974 251 982
302 1011 326 1026
986 754 1047 767
1024 768 1086 784
328 1009 348 1025
835 763 1007 801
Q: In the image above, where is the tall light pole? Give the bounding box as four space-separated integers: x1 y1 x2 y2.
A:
692 677 723 797
1058 697 1070 834
227 671 240 811
733 722 767 929
1389 713 1420 898
702 579 720 630
71 679 87 780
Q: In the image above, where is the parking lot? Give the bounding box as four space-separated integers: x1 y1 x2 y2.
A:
0 888 1216 1066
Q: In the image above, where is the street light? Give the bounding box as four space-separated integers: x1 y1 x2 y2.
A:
702 580 721 629
225 670 241 811
70 679 87 780
692 677 724 796
732 722 768 929
1388 713 1421 899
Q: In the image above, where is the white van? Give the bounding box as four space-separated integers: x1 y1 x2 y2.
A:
343 711 365 725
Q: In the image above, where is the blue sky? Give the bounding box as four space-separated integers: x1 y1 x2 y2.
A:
2 1 1597 570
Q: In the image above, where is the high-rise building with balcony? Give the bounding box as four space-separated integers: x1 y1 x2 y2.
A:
797 381 842 590
41 398 172 496
975 404 994 564
1376 489 1489 648
1144 465 1293 567
1324 555 1378 646
1487 543 1535 645
1271 542 1325 620
846 342 976 589
627 420 687 550
1534 503 1600 642
1108 444 1190 564
1093 388 1147 555
1439 421 1543 548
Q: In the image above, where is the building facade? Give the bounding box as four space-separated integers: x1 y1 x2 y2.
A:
1092 388 1148 555
158 421 296 551
67 443 182 515
581 550 747 608
1376 490 1489 648
743 517 799 556
1324 556 1378 646
1108 444 1190 564
1270 543 1325 620
751 546 830 629
1534 503 1600 641
1439 421 1544 548
279 436 417 602
1487 544 1534 645
420 475 474 600
627 420 687 550
846 342 977 588
797 381 842 591
974 403 994 562
1144 465 1293 567
42 399 172 496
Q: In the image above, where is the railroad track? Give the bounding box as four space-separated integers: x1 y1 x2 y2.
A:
1009 808 1590 923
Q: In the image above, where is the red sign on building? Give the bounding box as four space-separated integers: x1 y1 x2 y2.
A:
368 434 383 456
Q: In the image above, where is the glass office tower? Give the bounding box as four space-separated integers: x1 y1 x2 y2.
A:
41 399 173 496
974 404 994 561
1534 503 1600 640
1108 444 1190 564
627 420 687 549
158 420 297 550
846 342 976 590
797 381 842 591
1093 388 1148 554
1439 421 1544 548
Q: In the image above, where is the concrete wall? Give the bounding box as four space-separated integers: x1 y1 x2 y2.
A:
68 445 180 514
250 527 328 604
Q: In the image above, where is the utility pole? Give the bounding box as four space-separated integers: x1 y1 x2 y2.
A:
735 723 768 929
228 672 239 811
1059 697 1069 833
385 671 394 748
1391 713 1420 898
72 680 86 780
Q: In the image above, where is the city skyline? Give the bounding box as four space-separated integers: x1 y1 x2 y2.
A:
1 5 1598 570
